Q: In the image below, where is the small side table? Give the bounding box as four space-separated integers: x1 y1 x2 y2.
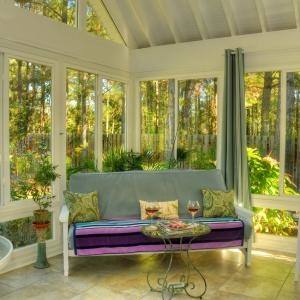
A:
142 222 211 300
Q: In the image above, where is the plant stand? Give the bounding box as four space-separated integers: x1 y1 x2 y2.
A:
33 223 50 269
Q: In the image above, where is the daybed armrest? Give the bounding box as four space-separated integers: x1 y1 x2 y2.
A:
235 205 253 224
235 205 254 241
59 204 69 223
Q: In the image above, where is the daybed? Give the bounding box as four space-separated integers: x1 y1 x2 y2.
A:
59 170 253 276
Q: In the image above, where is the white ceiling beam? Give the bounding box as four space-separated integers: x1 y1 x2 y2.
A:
102 0 138 48
220 0 238 36
254 0 268 33
187 0 209 40
155 0 180 43
126 0 154 47
292 0 300 29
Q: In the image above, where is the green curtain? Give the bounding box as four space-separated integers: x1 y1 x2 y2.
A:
220 48 252 209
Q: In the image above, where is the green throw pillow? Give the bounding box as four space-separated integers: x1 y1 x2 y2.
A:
63 191 100 224
202 189 236 218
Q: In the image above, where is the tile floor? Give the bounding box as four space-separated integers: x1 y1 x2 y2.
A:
0 249 298 300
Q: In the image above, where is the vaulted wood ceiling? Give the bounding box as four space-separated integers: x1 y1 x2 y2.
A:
102 0 300 49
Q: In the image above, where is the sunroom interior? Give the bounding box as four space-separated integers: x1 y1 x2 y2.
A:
0 0 300 299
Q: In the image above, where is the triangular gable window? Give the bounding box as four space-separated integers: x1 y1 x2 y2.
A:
86 0 124 45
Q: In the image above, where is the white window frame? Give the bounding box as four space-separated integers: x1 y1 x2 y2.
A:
65 64 128 173
136 72 222 168
0 51 59 247
244 68 300 212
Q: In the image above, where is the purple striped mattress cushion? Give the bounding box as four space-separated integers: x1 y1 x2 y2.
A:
73 218 245 256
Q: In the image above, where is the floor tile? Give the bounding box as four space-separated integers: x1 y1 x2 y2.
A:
0 250 298 300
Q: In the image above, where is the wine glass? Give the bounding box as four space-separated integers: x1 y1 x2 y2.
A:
187 200 200 224
145 204 160 227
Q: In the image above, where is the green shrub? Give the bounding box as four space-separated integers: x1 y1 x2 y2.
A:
102 149 143 172
247 147 298 236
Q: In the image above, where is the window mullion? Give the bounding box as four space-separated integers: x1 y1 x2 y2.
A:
174 79 178 160
77 0 87 31
54 63 67 193
97 77 103 171
0 52 3 206
136 80 141 153
2 54 10 205
279 71 287 196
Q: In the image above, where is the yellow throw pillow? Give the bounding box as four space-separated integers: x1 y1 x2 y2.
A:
139 200 179 220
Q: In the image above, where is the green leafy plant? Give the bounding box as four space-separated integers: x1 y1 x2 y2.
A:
14 156 60 210
253 207 298 236
103 148 143 172
67 159 98 181
247 147 297 196
247 147 298 236
191 149 216 170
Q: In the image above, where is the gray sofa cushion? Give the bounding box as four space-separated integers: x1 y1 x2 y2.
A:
69 169 227 219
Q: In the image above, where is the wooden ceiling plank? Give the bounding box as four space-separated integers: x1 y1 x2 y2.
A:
187 0 209 40
220 0 238 36
254 0 268 32
293 0 300 29
155 0 180 43
127 0 155 47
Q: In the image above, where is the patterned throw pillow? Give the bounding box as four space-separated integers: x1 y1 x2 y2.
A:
202 189 236 218
139 200 179 220
63 191 100 224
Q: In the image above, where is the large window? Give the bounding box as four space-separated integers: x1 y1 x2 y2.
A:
286 72 300 195
66 68 97 178
245 71 299 237
245 71 281 195
14 0 76 26
102 79 126 154
178 78 217 169
140 79 175 161
9 58 52 201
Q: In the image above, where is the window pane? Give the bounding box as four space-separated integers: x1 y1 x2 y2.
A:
86 1 111 40
0 215 52 248
178 78 217 169
14 0 76 26
66 69 97 178
245 71 281 195
285 72 300 195
140 79 175 161
9 59 52 201
102 79 125 154
254 207 298 237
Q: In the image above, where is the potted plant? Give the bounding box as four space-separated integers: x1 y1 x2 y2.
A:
26 156 60 268
31 158 60 225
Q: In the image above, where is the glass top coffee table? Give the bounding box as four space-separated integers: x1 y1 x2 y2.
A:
142 221 211 300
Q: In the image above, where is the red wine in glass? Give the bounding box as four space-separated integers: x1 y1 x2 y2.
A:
145 207 159 216
187 201 200 223
145 205 159 225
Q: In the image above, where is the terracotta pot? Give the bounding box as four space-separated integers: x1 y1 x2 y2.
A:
33 222 50 230
33 209 49 224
